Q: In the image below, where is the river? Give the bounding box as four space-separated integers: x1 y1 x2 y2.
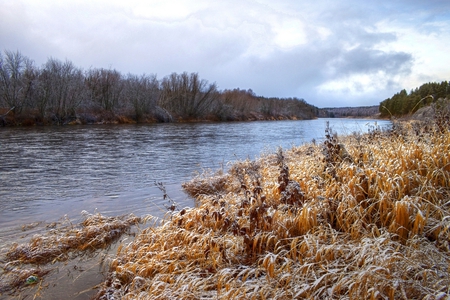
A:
0 118 390 235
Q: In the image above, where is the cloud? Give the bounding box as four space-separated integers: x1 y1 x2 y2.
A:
330 48 412 78
0 0 449 107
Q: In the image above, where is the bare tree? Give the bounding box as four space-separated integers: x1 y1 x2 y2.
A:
33 67 51 120
38 58 85 123
124 74 160 121
159 72 219 119
221 89 259 118
0 50 33 116
86 68 124 112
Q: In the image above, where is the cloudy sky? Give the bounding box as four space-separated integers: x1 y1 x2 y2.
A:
1 0 449 107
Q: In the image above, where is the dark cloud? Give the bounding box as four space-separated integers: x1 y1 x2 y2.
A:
332 48 412 76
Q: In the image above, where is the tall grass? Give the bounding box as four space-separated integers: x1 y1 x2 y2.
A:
95 117 450 299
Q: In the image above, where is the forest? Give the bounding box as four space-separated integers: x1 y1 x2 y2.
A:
379 81 450 117
318 105 380 118
0 50 318 126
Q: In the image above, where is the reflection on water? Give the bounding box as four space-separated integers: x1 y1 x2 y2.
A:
0 119 390 234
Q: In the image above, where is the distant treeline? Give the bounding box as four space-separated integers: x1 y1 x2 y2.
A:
318 105 380 118
379 81 450 117
0 50 318 126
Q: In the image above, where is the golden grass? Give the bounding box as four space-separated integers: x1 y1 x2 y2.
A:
6 213 140 265
1 212 140 296
94 120 450 299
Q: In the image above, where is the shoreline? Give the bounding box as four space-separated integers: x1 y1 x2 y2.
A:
0 110 389 128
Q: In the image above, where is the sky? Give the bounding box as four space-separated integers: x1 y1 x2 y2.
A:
1 0 449 108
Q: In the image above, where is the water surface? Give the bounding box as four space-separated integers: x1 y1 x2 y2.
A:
0 119 389 235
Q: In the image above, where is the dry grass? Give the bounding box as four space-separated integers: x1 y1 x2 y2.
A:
6 212 140 265
1 212 140 296
0 267 52 294
95 118 450 299
182 169 238 198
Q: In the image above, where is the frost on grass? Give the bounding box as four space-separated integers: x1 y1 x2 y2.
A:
6 213 140 264
95 118 450 299
0 212 140 295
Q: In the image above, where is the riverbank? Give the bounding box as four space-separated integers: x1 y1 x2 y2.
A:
91 118 449 298
0 109 317 127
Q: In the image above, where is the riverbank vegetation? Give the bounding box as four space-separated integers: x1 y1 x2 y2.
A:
0 212 140 297
319 105 380 118
0 50 318 126
88 108 449 298
379 81 450 118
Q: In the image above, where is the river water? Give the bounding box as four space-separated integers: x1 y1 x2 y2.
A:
0 118 390 235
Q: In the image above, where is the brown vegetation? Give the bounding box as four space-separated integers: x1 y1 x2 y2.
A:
0 212 140 296
318 105 380 118
92 114 450 299
0 50 317 126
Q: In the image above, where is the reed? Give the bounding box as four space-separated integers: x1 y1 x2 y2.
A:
95 115 449 298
